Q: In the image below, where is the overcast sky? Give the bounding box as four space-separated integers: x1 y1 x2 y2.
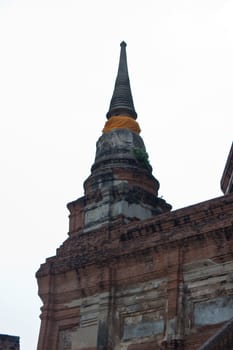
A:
0 0 232 349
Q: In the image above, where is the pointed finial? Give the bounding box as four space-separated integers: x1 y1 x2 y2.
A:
106 42 137 119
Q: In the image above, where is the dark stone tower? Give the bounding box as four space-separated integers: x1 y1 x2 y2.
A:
67 41 171 234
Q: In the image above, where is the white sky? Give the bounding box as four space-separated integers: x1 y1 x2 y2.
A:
0 0 232 348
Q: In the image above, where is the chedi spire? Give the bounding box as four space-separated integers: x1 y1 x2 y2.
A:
106 41 137 119
67 41 172 233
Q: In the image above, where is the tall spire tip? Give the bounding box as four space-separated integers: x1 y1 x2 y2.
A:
106 41 137 120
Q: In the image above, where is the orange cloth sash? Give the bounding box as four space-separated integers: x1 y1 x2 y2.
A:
103 116 141 134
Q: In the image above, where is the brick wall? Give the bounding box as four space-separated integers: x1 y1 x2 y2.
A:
36 193 233 350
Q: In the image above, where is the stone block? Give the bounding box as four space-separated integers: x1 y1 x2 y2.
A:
194 296 233 325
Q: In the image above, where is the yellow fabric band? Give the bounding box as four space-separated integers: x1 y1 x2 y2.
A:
103 116 141 134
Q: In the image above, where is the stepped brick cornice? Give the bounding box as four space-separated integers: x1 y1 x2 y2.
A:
37 193 233 278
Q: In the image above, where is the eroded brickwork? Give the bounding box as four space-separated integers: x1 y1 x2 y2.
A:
36 193 233 350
